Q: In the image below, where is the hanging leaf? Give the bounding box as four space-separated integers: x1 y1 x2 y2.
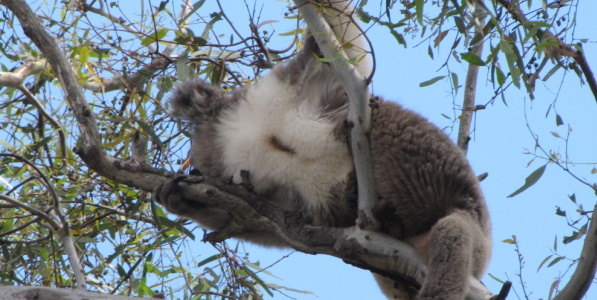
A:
508 164 547 198
419 76 445 87
496 67 506 86
549 279 561 300
470 21 496 45
176 51 192 82
555 114 564 126
451 72 459 95
500 41 521 88
547 256 564 268
453 16 465 33
177 0 206 26
415 0 424 25
537 255 553 271
461 52 485 66
502 235 517 244
434 30 449 48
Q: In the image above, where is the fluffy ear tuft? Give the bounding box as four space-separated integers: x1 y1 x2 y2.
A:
168 79 227 124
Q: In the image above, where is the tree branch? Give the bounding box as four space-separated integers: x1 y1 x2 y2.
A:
494 1 597 296
0 286 146 300
552 201 597 300
293 0 379 230
0 60 70 167
169 175 428 287
82 56 172 93
0 60 47 87
0 195 61 229
18 83 69 167
456 1 486 154
0 193 87 288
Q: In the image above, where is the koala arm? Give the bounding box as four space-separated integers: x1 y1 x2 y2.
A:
154 175 291 248
153 176 232 230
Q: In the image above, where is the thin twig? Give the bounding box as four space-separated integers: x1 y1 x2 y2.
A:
496 0 597 104
18 84 69 167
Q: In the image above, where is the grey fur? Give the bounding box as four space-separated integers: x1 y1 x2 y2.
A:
157 1 491 299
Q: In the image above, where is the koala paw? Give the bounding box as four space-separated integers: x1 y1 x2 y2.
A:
153 175 205 217
153 175 232 231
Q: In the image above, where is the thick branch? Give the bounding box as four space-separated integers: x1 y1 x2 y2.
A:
293 0 379 230
162 173 494 299
170 176 428 287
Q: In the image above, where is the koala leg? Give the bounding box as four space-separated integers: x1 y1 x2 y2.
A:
416 209 478 300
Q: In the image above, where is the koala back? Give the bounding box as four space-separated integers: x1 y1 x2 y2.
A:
369 98 490 240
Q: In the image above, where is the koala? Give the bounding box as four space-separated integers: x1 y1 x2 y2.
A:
155 1 492 299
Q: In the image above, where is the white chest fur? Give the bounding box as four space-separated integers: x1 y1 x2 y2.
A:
215 74 354 214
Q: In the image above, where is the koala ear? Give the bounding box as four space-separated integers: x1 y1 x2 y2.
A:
169 80 226 124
